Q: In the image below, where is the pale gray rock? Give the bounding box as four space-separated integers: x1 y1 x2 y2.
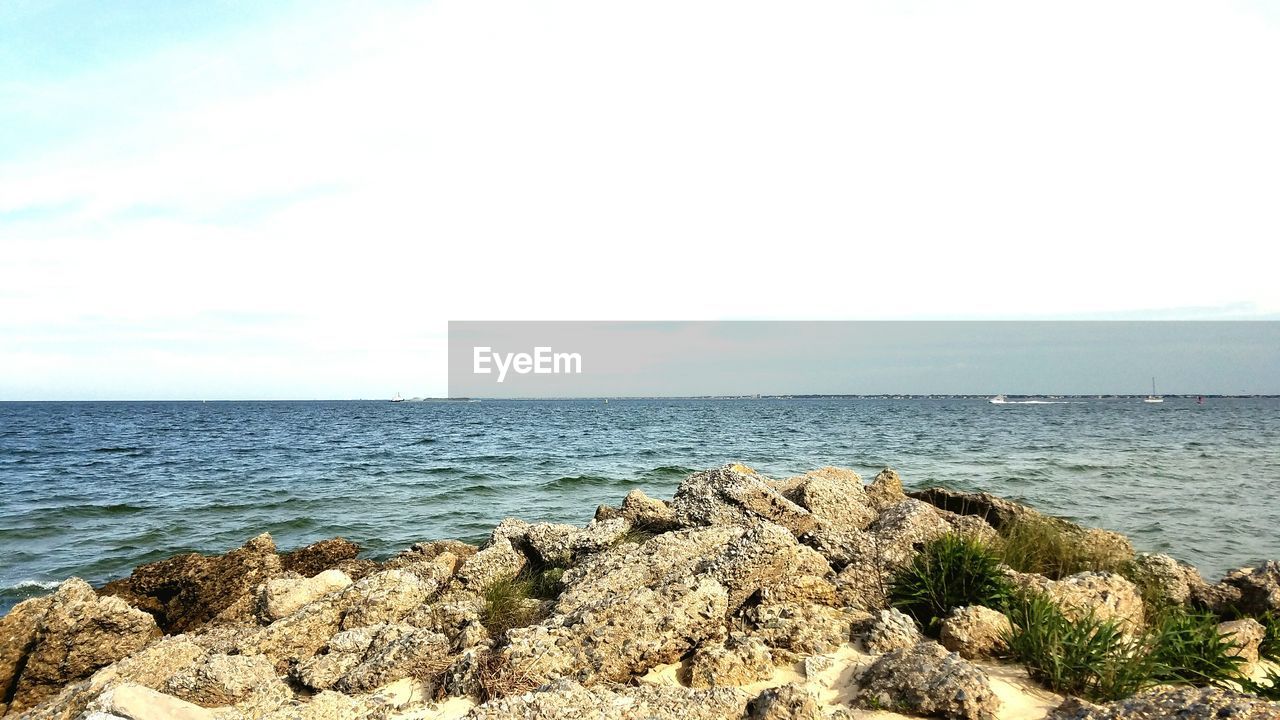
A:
461 678 753 720
454 537 527 592
854 641 1000 720
256 570 352 623
1047 686 1280 719
938 606 1012 660
1012 571 1145 632
619 489 679 531
685 633 774 688
861 608 922 654
521 523 580 566
746 602 856 655
788 467 876 533
1218 617 1266 672
866 468 907 510
1127 553 1206 606
669 464 817 536
161 652 291 711
568 517 632 559
748 683 822 720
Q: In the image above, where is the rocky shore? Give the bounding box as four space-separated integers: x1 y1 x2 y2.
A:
2 464 1278 720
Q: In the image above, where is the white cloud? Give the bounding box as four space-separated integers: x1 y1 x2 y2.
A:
2 0 1279 398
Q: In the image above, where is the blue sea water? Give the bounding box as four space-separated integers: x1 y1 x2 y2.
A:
2 398 1278 613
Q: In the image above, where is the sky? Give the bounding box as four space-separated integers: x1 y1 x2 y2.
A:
2 0 1279 400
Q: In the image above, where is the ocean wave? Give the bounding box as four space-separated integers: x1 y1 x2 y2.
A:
543 474 620 489
6 579 60 590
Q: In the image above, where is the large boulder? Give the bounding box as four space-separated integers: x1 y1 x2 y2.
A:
454 537 527 591
279 538 363 578
1048 686 1280 719
745 601 860 656
867 468 908 510
1128 553 1208 607
98 533 283 633
747 683 822 720
854 641 1000 720
293 623 452 693
938 606 1012 660
1217 618 1266 673
255 570 352 623
1217 560 1280 616
685 633 775 688
861 608 922 654
785 467 877 533
669 465 816 536
1 578 162 716
1013 571 1145 633
160 652 291 712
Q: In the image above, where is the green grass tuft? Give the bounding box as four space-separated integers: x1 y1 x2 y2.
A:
996 516 1128 580
478 565 566 636
1148 607 1246 687
888 533 1012 632
1259 611 1280 662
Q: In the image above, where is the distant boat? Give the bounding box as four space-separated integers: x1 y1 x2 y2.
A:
1143 378 1163 404
990 395 1007 404
391 393 406 403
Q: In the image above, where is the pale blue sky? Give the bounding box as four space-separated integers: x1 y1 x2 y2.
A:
3 1 1279 399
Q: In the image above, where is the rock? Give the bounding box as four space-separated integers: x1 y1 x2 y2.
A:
940 513 1001 546
454 537 527 591
867 468 907 510
99 533 283 633
280 538 362 578
1047 685 1280 719
256 570 353 623
404 590 489 651
0 591 53 716
938 606 1011 660
619 489 679 532
568 517 632 559
908 488 1035 531
854 641 1000 720
753 574 838 607
747 683 822 720
161 652 291 711
669 464 817 536
385 540 477 573
461 678 753 720
257 689 394 720
499 576 729 687
746 602 857 655
3 578 162 716
331 625 452 693
861 608 922 654
685 633 774 688
787 467 876 533
340 568 440 630
521 523 580 567
1128 553 1207 606
1014 571 1145 633
1218 560 1280 616
869 499 952 565
100 684 219 720
1217 617 1265 672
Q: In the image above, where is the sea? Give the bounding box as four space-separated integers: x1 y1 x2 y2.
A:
2 397 1277 614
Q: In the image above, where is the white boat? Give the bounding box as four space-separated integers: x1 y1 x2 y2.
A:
989 394 1007 404
1143 378 1163 404
391 392 406 403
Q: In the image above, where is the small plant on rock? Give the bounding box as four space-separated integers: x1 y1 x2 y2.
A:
996 516 1126 580
888 533 1011 632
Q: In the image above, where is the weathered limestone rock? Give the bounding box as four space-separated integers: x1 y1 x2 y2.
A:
521 523 580 567
685 633 774 688
385 540 477 573
1219 561 1280 616
746 602 858 656
462 678 753 720
938 606 1012 660
854 641 1000 720
3 579 162 716
1013 571 1145 633
339 569 439 630
619 489 679 531
1128 553 1207 606
0 591 54 716
454 537 526 592
861 608 922 654
256 570 353 623
279 538 362 578
404 590 489 651
98 533 282 633
1048 686 1280 719
787 467 876 533
939 513 1001 546
908 488 1036 531
161 652 291 711
99 684 220 720
747 683 822 720
870 499 952 566
568 517 631 559
867 468 907 510
499 576 729 687
1217 617 1266 672
669 464 817 536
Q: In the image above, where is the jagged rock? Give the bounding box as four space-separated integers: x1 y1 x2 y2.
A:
908 488 1035 531
1218 617 1266 671
257 689 394 720
15 635 209 720
870 499 952 565
754 574 838 607
385 540 477 573
861 608 922 653
161 652 290 711
939 513 1001 546
95 684 220 720
404 590 489 651
1013 571 1145 632
685 633 774 688
454 537 527 591
521 523 580 566
1047 685 1280 719
746 602 859 655
568 517 632 559
669 464 817 536
938 606 1011 660
462 678 753 720
293 622 453 693
619 489 679 531
499 576 729 687
854 641 1000 720
280 538 362 578
0 591 53 716
1128 553 1207 606
559 522 830 617
256 570 353 623
1219 561 1280 616
339 569 439 630
867 468 907 510
2 579 162 716
99 533 283 634
748 683 822 720
787 467 876 533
